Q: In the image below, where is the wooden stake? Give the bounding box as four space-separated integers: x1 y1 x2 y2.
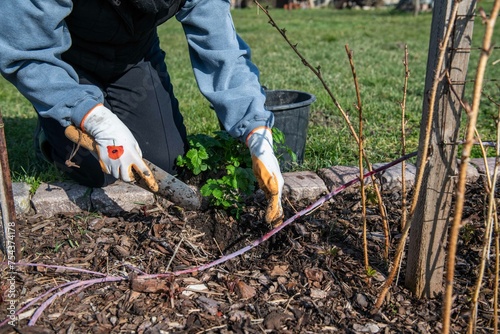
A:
404 0 476 299
0 111 20 261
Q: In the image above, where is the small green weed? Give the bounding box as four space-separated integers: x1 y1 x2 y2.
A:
53 239 80 252
364 185 379 206
67 239 79 248
366 266 377 278
460 222 476 245
13 165 64 194
53 241 65 253
319 246 339 257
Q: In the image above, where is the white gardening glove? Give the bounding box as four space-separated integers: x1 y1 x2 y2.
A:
247 126 284 227
81 104 158 190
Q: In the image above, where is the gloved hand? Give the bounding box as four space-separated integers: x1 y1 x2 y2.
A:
247 126 284 227
80 104 158 190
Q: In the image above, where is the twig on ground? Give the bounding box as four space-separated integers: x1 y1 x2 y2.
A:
166 236 184 272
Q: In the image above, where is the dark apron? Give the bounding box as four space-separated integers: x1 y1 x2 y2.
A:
39 0 188 187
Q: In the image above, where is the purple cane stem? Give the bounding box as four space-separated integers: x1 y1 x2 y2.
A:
2 262 109 277
28 276 125 325
0 281 77 327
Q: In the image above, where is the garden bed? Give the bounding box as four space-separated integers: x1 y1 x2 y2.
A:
0 180 496 333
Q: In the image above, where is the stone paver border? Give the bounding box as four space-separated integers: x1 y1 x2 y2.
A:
9 158 494 218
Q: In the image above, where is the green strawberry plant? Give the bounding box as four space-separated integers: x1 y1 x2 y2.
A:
177 128 294 218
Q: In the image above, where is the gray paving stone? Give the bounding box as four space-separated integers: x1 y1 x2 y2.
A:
320 160 479 194
12 182 32 215
91 181 155 215
372 162 416 191
31 182 92 218
283 171 328 201
461 159 480 184
469 158 498 183
317 166 367 194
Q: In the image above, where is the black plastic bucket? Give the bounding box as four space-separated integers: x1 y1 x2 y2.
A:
265 89 316 168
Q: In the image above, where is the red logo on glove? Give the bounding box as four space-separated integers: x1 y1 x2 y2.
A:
107 145 124 160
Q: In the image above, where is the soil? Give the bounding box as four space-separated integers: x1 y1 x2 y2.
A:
0 180 497 334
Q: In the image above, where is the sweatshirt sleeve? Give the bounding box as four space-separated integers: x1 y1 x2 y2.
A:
0 0 103 127
176 0 274 141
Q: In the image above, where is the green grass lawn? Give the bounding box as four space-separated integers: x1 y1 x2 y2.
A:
1 4 498 185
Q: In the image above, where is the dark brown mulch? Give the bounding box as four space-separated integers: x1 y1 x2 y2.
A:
0 180 496 333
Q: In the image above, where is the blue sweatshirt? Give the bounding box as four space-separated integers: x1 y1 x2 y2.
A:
0 0 273 141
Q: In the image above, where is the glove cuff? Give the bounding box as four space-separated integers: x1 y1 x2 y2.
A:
80 103 106 131
246 126 272 147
